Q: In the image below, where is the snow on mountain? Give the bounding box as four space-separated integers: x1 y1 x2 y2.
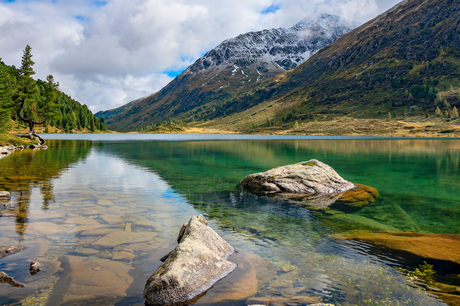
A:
186 14 359 76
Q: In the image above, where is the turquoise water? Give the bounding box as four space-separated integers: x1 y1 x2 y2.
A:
0 135 459 305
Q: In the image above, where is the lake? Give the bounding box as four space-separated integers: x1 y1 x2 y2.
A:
0 134 459 305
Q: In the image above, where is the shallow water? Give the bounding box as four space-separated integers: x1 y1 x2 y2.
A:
0 134 459 305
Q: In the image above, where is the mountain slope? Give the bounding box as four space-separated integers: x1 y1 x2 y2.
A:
227 0 460 126
108 14 357 131
94 96 146 122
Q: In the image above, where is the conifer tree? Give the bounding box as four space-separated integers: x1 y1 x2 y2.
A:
13 45 47 143
435 106 442 116
452 106 459 119
40 75 61 123
13 46 61 143
0 63 13 131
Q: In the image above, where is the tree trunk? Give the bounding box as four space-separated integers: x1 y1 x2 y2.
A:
17 101 46 145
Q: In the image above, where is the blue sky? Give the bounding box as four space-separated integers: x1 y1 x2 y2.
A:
0 0 400 112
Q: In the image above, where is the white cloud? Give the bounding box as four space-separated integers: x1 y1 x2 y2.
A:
0 0 400 113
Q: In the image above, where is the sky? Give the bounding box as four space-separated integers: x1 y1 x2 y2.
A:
0 0 401 113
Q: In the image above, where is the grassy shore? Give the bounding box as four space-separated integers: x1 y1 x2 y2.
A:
179 117 460 138
0 133 38 146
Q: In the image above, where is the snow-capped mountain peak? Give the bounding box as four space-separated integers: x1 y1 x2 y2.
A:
186 13 359 78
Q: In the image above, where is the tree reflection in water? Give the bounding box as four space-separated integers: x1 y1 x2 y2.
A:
0 140 92 238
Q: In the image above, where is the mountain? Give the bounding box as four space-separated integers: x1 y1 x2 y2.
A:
108 14 358 131
223 0 460 126
94 96 146 122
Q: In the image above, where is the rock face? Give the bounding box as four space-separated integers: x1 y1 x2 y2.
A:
241 159 355 196
144 215 236 305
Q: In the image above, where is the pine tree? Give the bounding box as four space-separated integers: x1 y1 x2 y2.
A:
388 112 392 121
12 47 62 143
39 75 61 123
452 106 459 119
12 45 45 142
435 106 442 116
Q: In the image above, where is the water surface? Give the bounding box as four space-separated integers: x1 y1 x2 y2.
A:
0 134 459 305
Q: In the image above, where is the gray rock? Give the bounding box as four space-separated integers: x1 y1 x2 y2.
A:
0 146 15 159
240 159 355 196
29 261 42 275
0 245 27 259
0 191 11 199
0 271 25 288
144 214 236 305
0 146 15 155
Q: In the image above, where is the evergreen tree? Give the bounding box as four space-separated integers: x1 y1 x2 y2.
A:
13 45 46 143
0 63 13 131
388 112 392 121
452 106 459 119
40 75 61 123
435 106 442 116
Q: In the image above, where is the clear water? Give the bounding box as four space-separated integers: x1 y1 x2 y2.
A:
0 134 459 305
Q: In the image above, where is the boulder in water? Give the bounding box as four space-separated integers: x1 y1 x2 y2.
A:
241 160 378 208
144 214 236 305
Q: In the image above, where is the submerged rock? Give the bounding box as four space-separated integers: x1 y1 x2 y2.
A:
144 214 236 305
334 184 379 207
332 231 460 265
0 245 27 259
240 159 378 208
0 271 25 288
197 251 258 304
57 255 133 304
29 261 42 275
